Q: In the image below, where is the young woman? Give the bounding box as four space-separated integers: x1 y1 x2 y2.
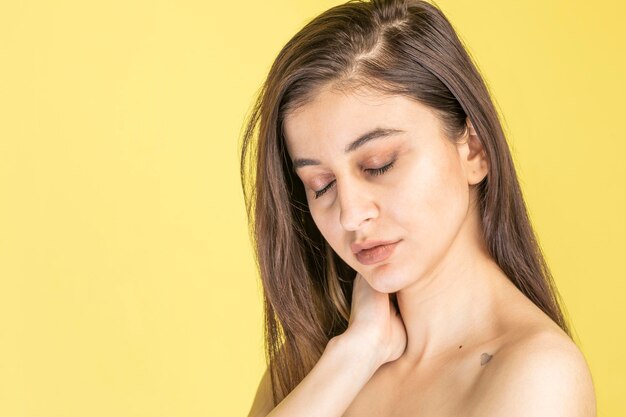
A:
240 0 596 416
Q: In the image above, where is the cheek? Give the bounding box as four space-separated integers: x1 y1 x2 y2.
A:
396 149 469 250
310 209 343 253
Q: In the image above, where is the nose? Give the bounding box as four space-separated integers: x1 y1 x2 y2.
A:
337 177 379 231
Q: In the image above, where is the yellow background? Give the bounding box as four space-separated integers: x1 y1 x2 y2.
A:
0 1 623 416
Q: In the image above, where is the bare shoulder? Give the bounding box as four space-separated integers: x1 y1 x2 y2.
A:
467 327 597 417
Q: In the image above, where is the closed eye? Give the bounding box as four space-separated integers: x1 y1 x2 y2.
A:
313 161 396 199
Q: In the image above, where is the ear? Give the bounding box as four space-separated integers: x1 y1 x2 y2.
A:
457 117 488 186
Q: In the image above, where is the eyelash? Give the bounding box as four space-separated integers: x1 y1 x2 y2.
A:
313 161 396 199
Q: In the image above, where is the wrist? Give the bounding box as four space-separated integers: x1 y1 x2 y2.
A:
330 331 386 369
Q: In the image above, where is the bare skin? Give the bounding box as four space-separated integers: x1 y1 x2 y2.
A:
249 83 596 416
341 271 588 417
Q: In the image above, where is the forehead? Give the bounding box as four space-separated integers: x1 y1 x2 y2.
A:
282 85 436 155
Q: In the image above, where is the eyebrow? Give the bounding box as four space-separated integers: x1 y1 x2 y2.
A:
291 127 405 171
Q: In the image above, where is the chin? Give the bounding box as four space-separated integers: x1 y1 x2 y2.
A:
362 264 407 293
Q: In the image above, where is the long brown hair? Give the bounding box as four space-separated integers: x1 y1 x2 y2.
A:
239 0 572 405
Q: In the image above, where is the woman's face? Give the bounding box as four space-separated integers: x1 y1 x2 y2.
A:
283 84 478 293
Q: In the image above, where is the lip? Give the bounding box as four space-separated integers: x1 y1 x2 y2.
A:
351 239 399 254
353 240 401 266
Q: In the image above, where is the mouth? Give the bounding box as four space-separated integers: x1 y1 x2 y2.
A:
354 240 400 265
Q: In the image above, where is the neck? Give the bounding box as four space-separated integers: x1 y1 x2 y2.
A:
395 208 517 365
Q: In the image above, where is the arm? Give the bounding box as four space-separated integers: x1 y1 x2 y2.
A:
248 333 384 417
249 273 406 417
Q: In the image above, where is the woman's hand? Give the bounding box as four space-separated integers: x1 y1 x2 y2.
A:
254 273 407 417
343 272 407 367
